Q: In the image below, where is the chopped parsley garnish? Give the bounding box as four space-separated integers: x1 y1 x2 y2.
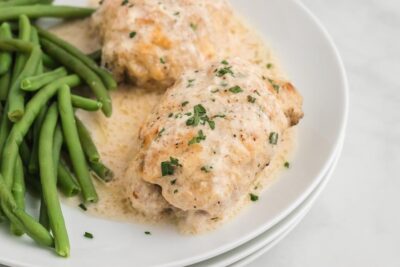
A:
170 179 177 185
144 231 151 235
188 130 206 145
185 112 192 116
268 79 280 93
212 114 226 119
129 31 137 38
250 193 259 202
174 11 180 16
284 161 290 168
247 95 256 103
160 57 166 64
161 157 182 176
201 165 213 173
186 104 216 130
181 101 189 107
121 0 129 5
84 232 94 239
266 63 273 69
168 113 173 118
78 203 87 211
190 23 198 31
221 60 229 65
229 85 243 94
215 65 234 77
173 189 178 194
187 79 195 88
269 132 279 145
157 128 165 138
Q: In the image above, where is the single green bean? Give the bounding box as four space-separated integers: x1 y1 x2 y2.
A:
40 124 62 230
39 103 69 257
12 15 31 83
30 27 43 75
58 85 98 202
0 70 11 101
0 173 53 247
28 105 48 175
75 116 100 163
8 46 42 122
90 161 113 183
37 28 116 90
1 75 81 189
11 155 25 236
0 0 53 7
0 23 13 75
0 5 95 21
0 102 11 157
58 161 81 197
41 38 112 117
0 37 33 52
71 95 102 111
21 67 67 91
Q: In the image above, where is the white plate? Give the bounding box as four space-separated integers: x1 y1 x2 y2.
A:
191 135 344 267
0 0 348 267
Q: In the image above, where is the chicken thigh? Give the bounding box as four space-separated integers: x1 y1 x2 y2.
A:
126 58 303 223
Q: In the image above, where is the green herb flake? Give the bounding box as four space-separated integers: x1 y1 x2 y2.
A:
145 231 151 235
221 60 229 65
284 161 290 168
269 132 279 145
190 23 198 31
211 89 220 93
157 128 165 138
174 11 180 16
121 0 129 5
161 157 182 176
268 79 280 93
249 193 259 202
212 114 226 119
266 63 273 69
201 165 213 173
188 130 206 145
78 203 87 211
84 232 94 239
229 85 243 94
170 179 177 185
160 57 166 64
168 113 173 118
247 95 256 103
174 189 178 194
129 31 137 38
182 101 189 107
187 79 195 88
216 66 234 77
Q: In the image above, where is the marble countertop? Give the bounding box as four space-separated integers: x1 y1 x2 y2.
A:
252 0 400 266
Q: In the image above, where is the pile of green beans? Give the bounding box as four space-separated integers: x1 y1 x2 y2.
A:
0 1 115 258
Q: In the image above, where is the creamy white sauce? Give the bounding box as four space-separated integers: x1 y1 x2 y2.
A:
51 11 296 232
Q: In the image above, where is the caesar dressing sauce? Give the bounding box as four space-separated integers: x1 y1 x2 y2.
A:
50 12 296 232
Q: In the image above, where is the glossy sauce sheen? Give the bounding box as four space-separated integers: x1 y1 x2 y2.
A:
51 13 296 233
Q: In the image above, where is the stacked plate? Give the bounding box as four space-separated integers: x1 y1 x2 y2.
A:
0 0 348 266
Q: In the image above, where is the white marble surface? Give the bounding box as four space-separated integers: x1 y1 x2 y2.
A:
251 0 400 266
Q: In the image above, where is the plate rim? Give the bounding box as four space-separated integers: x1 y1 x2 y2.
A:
0 0 349 266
